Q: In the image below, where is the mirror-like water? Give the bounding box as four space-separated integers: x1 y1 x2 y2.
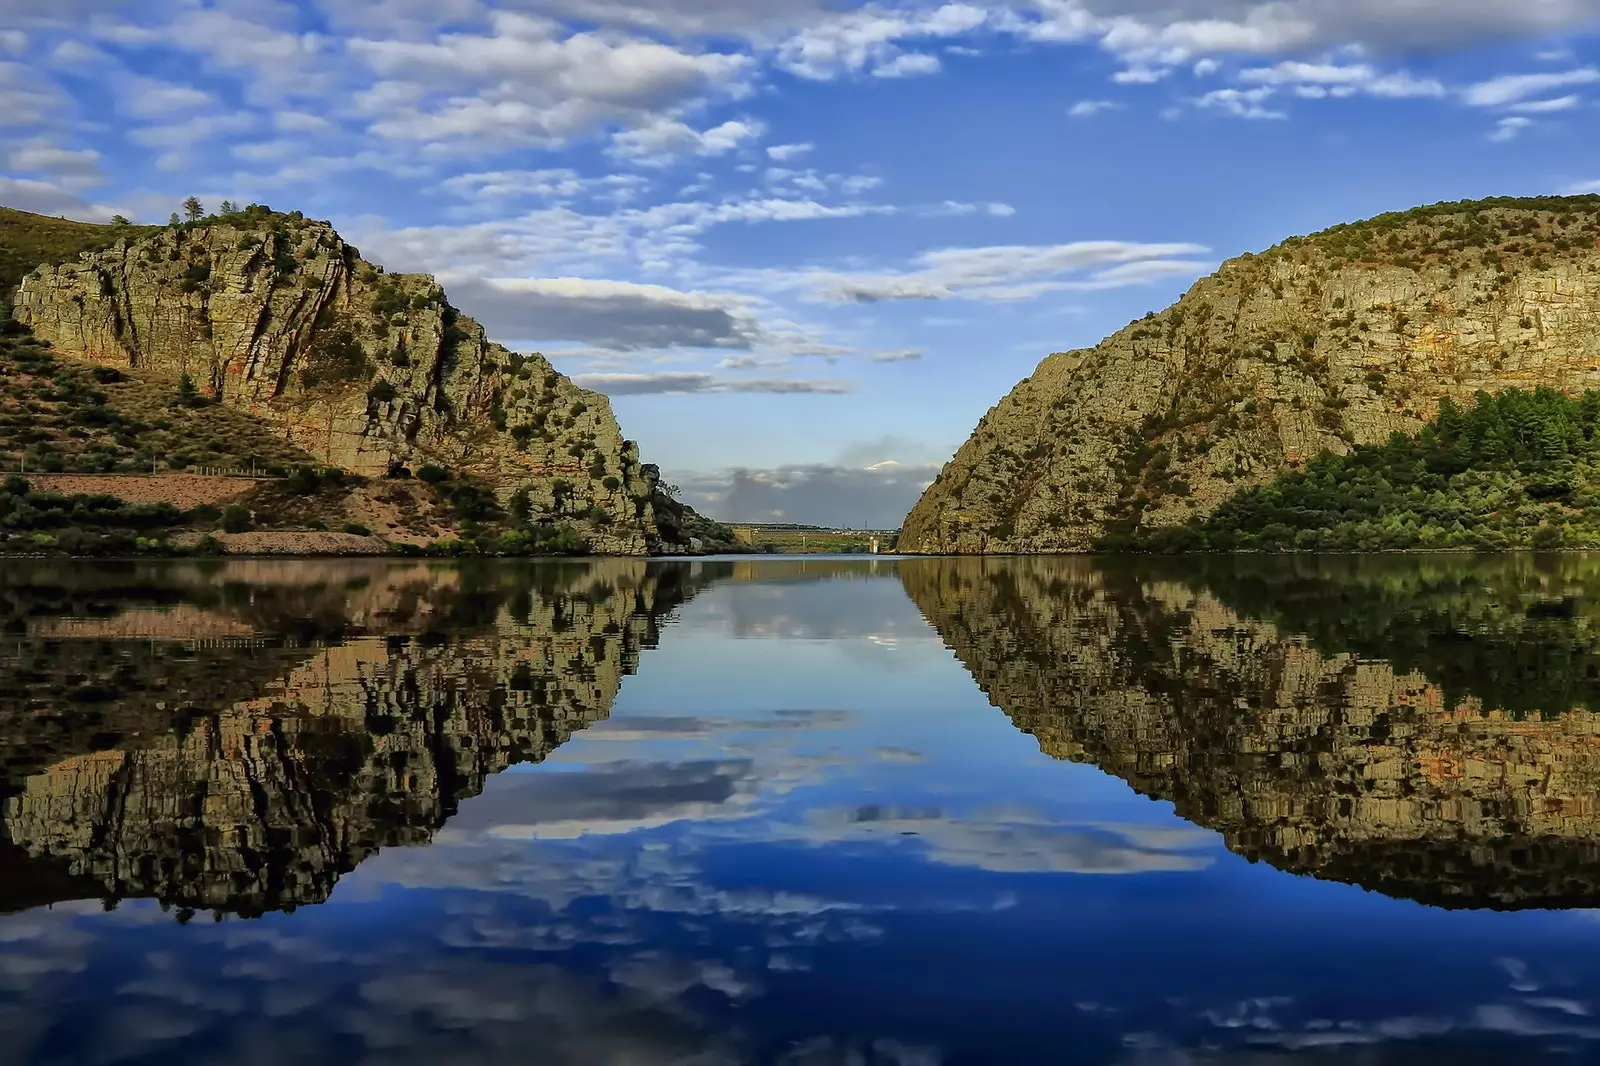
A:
4 555 1600 1065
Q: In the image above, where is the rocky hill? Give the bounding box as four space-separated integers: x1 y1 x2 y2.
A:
903 555 1600 909
9 204 683 554
902 195 1600 553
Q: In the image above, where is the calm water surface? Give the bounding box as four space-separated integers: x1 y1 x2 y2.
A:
3 554 1600 1064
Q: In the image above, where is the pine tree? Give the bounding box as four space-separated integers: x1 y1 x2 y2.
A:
168 212 180 227
182 196 203 222
219 200 235 214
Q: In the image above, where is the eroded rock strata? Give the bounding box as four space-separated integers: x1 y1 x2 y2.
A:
903 197 1600 552
13 212 675 554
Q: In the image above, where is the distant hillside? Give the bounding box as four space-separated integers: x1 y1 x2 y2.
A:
902 194 1600 553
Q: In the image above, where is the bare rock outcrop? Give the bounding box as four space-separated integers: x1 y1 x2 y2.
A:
903 196 1600 552
13 210 678 554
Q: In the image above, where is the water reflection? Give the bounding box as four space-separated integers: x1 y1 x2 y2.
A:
6 556 1600 1064
0 559 718 917
902 555 1600 909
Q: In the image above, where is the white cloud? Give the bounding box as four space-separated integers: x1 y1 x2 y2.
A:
351 12 751 147
4 141 102 187
1489 115 1534 141
0 176 118 221
1068 99 1120 117
763 240 1210 304
767 142 814 161
0 61 67 128
1507 94 1582 112
774 3 990 80
871 349 924 362
1463 68 1600 108
872 52 942 78
441 168 650 203
1194 85 1286 119
1237 61 1446 99
609 116 765 165
1112 66 1168 84
120 77 214 119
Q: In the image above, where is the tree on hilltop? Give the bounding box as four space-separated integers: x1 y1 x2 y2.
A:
182 196 203 222
110 214 130 225
168 212 180 227
219 200 235 214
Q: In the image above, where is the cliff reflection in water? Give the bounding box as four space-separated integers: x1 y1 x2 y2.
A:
903 554 1600 910
0 559 718 918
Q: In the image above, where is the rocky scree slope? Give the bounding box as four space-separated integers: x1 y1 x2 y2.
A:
902 195 1600 553
12 207 681 554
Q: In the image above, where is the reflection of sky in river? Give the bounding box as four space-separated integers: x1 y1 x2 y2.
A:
8 570 1600 1065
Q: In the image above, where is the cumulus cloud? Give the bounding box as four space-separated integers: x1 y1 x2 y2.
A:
609 116 765 165
1193 85 1286 119
350 11 751 147
774 3 991 80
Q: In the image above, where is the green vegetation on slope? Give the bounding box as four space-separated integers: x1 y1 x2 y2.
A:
0 207 155 309
1110 387 1600 552
0 324 317 474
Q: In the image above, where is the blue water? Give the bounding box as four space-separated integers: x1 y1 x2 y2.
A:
2 555 1600 1064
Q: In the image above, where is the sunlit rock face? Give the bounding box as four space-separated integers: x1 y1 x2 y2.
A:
13 215 676 554
903 198 1600 552
0 560 710 916
903 555 1600 908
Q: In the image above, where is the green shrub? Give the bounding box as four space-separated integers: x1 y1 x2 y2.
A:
417 464 449 484
221 504 252 533
341 522 372 536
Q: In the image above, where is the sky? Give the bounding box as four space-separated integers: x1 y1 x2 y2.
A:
5 1 1600 526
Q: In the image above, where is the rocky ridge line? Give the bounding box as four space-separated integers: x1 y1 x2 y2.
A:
903 196 1600 553
13 208 681 554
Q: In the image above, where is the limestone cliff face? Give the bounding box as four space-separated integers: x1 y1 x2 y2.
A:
13 212 675 554
903 196 1600 552
903 556 1600 908
0 559 705 915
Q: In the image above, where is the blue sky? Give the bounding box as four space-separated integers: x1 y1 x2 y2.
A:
6 1 1600 525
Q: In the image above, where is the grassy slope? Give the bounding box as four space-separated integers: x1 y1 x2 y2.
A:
0 207 157 310
0 329 317 475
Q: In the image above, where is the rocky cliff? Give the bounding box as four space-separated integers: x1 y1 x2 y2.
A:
11 206 677 554
0 559 713 916
903 555 1600 909
903 195 1600 552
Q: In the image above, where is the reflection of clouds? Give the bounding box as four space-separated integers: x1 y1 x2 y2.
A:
784 806 1216 875
692 580 941 646
443 759 760 841
775 1037 943 1066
